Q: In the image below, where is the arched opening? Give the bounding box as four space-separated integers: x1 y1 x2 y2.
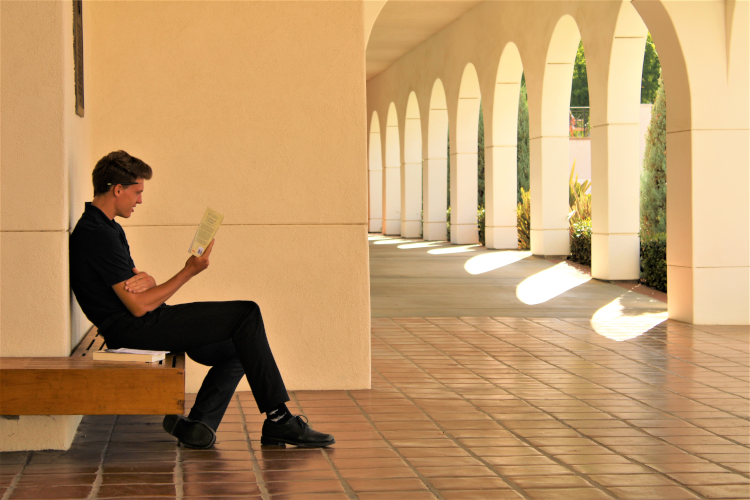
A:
531 14 581 256
401 92 423 238
368 111 383 233
451 63 481 244
486 42 524 249
383 102 402 235
424 79 448 241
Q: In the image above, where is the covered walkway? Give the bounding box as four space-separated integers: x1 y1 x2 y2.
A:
2 241 747 500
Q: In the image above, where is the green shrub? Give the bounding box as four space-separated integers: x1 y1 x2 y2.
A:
517 187 530 249
569 219 592 266
446 206 451 241
641 233 667 292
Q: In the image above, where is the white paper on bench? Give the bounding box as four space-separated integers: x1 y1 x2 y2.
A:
104 348 169 356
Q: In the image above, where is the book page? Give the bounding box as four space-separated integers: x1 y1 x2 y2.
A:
189 207 224 256
104 348 169 356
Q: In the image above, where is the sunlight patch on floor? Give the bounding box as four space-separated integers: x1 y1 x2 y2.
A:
428 244 480 255
516 262 592 305
368 235 391 241
398 241 444 249
464 251 531 275
591 296 668 341
374 239 416 245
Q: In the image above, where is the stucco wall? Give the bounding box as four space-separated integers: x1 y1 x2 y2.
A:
1 0 86 451
85 1 371 394
2 0 370 451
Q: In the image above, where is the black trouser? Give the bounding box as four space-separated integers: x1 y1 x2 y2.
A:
100 301 289 430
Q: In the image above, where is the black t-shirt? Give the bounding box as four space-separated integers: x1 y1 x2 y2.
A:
70 203 136 327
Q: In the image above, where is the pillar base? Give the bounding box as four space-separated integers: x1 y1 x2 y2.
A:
401 220 422 238
450 224 479 245
382 219 401 236
592 233 640 280
485 226 517 249
423 222 447 241
669 265 750 325
530 229 569 256
0 415 81 451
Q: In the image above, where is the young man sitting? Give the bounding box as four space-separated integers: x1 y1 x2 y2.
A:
69 150 334 449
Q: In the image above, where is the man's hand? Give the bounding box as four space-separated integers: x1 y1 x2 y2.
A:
184 239 215 277
113 240 216 318
124 267 157 294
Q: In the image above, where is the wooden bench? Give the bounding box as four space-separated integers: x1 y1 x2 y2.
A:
0 327 184 415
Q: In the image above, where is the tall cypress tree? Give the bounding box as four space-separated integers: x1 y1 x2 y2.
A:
517 77 530 203
640 76 666 236
478 103 485 207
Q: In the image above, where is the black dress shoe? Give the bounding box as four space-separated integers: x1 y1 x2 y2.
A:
261 415 335 448
163 415 216 449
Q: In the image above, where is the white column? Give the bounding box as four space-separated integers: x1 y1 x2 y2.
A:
368 128 383 233
529 135 570 256
423 157 447 240
590 123 641 279
450 151 479 244
424 105 448 241
590 34 645 280
400 161 422 237
401 113 423 238
383 122 401 235
485 146 518 248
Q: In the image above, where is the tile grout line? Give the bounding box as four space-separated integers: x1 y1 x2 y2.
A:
379 320 713 498
0 451 31 500
393 319 737 496
288 391 360 500
521 318 750 440
548 317 750 376
410 323 723 496
410 320 739 493
368 329 539 500
174 442 184 499
369 361 535 500
236 394 271 500
86 415 117 500
547 318 750 381
551 318 750 399
343 389 448 500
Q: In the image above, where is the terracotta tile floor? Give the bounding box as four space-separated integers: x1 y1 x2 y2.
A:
2 317 748 499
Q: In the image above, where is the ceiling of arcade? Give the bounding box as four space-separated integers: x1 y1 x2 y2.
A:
366 0 484 80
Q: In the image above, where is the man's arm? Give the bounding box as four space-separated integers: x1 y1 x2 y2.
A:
124 268 157 293
112 240 215 318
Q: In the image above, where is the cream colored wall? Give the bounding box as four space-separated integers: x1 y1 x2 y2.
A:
1 0 87 451
367 0 750 324
85 1 371 393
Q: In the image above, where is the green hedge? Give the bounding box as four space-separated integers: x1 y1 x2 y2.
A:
569 220 592 266
641 233 666 292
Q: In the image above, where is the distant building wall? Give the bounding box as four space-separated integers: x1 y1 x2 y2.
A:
569 103 653 187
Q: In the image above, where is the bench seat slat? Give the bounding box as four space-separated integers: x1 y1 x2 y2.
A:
0 327 185 415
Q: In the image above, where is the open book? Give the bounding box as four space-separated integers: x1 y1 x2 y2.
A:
93 348 168 363
189 207 224 257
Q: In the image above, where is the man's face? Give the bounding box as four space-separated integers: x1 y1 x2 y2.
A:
114 178 145 218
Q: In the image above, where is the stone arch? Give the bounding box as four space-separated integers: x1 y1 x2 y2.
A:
486 42 524 249
530 14 581 256
383 102 401 235
368 111 383 233
423 79 448 241
451 63 481 244
401 92 423 237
